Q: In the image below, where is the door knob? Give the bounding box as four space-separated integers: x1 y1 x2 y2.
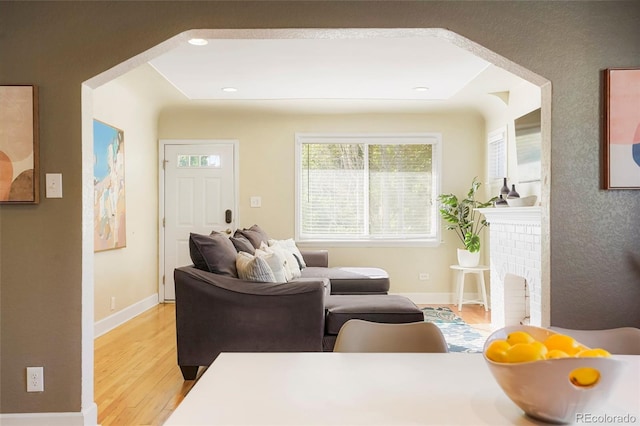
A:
225 228 232 235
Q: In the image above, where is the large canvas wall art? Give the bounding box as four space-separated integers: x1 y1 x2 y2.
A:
604 68 640 189
93 120 126 251
0 85 39 204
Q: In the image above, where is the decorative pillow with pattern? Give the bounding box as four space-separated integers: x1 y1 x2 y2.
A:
235 252 277 282
264 242 301 280
269 238 306 270
255 247 288 282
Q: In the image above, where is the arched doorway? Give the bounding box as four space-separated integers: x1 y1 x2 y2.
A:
81 28 551 417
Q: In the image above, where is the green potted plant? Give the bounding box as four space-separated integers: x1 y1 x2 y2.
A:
437 177 496 267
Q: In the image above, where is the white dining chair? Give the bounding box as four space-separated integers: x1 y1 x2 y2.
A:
549 326 640 355
333 319 449 353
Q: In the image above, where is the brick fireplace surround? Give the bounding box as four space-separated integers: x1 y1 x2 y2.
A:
478 207 544 330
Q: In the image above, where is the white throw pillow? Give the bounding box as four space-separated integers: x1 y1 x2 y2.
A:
269 238 306 269
255 248 288 282
236 252 277 283
266 244 300 280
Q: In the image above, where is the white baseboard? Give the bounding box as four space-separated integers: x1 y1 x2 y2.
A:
0 403 97 426
94 294 158 338
394 292 482 305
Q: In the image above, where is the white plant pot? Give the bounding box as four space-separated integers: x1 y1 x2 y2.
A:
457 248 480 267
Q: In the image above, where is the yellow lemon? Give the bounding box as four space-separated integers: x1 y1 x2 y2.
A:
546 349 570 359
505 343 546 363
530 341 548 357
506 331 535 346
569 367 600 387
577 348 611 358
544 334 581 355
485 340 511 362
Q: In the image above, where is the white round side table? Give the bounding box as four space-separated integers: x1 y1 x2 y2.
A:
450 264 490 311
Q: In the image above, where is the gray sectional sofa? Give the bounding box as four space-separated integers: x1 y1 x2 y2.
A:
174 226 424 380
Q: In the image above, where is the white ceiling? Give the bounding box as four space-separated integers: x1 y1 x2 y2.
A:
149 37 492 101
143 35 537 115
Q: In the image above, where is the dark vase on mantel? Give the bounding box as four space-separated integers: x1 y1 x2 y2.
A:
495 194 508 207
507 184 520 199
500 178 510 197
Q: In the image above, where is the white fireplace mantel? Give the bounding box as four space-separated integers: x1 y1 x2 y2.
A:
476 206 543 329
477 207 541 224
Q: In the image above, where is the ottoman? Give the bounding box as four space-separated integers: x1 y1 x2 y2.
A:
323 294 425 351
301 267 390 295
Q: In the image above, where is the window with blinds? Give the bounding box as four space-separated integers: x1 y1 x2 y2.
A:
295 134 441 245
488 128 506 181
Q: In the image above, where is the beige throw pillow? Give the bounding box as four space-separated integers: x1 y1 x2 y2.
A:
236 252 277 283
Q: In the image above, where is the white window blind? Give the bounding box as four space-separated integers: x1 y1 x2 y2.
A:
296 134 440 244
488 128 506 181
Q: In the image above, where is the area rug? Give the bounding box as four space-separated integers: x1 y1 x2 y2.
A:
422 307 489 353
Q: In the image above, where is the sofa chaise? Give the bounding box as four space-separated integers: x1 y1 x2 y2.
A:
174 227 425 380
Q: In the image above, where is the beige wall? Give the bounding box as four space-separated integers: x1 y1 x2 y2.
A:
159 108 486 294
92 69 161 322
1 0 639 418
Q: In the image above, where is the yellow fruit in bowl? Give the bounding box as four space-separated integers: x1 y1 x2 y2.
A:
546 349 570 359
506 330 535 346
485 340 511 362
577 348 611 358
486 327 613 365
530 341 548 357
544 333 581 355
505 342 547 363
569 367 601 387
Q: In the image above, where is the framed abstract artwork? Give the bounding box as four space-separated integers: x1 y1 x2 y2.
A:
0 85 39 204
603 68 640 189
93 119 126 251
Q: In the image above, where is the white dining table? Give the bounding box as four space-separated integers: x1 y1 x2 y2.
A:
164 353 640 425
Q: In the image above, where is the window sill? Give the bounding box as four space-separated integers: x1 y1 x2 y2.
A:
296 239 441 248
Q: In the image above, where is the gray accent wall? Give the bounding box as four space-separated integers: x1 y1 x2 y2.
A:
1 0 639 416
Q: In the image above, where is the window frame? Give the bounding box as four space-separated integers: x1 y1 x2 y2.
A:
487 127 507 183
294 133 442 247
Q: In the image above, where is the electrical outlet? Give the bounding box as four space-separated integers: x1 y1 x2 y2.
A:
419 273 430 281
26 367 44 392
110 296 116 311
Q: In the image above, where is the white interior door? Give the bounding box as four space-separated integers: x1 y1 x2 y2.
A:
162 142 237 301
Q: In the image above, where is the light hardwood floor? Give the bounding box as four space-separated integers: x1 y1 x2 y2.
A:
95 302 490 425
95 303 195 426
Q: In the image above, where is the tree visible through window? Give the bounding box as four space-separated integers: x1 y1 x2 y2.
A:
296 134 440 244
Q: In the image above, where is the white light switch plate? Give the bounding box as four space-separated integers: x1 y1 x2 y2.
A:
250 196 261 208
46 173 63 198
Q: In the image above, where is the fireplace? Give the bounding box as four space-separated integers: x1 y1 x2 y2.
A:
477 207 543 330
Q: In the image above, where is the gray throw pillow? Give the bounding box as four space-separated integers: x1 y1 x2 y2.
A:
189 232 238 277
230 232 255 254
236 224 269 249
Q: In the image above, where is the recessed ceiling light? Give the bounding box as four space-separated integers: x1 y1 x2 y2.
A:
414 86 430 92
221 87 238 92
188 38 208 46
